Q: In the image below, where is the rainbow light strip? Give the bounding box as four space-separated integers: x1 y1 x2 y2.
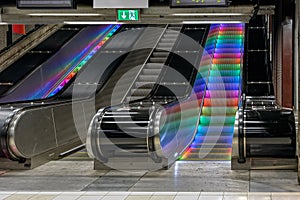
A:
159 25 219 153
47 24 121 97
181 23 245 160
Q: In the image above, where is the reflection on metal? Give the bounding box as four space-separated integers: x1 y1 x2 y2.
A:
87 24 209 170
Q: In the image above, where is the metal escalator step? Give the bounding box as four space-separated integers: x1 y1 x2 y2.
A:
142 69 162 75
197 125 234 134
126 96 145 102
135 82 155 88
205 90 239 98
152 52 170 57
131 88 152 96
201 106 238 116
207 83 240 90
160 38 177 43
193 136 233 143
157 43 174 47
200 116 236 125
203 98 238 107
191 143 232 149
149 57 167 63
144 63 164 69
188 147 231 154
184 152 231 160
139 75 160 82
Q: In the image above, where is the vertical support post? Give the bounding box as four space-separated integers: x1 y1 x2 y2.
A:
295 0 299 111
6 25 12 46
282 20 293 108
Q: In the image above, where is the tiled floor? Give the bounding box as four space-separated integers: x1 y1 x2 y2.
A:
1 192 300 200
0 160 300 193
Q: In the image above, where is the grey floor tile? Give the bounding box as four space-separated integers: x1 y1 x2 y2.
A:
0 194 10 200
248 193 271 200
223 196 247 200
250 171 300 192
77 196 104 200
125 196 151 200
149 195 175 200
28 195 56 200
0 177 97 191
198 196 223 200
272 193 300 200
53 195 80 200
129 192 153 196
101 196 127 200
177 192 200 196
4 194 34 200
174 195 198 200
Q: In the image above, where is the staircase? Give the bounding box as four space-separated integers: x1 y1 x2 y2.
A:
182 24 245 161
126 25 183 102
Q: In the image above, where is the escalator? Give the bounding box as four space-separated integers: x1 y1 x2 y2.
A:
126 25 183 102
87 24 210 170
0 24 166 169
181 24 245 161
231 16 296 169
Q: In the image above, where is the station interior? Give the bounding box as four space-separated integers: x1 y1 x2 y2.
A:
0 0 300 199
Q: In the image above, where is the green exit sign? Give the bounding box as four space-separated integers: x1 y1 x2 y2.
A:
117 9 139 21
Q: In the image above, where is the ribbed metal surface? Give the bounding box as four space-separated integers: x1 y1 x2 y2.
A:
126 25 182 102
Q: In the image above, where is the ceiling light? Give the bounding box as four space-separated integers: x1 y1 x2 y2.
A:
182 21 244 24
64 21 123 24
173 13 245 16
29 13 102 16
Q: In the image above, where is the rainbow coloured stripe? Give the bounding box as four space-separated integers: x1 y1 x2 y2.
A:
181 23 245 161
47 24 121 98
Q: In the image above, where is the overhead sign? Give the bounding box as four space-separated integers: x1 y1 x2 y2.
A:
170 0 228 7
94 0 148 8
117 10 139 21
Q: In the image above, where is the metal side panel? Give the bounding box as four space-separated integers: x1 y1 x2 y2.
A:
6 100 91 159
8 108 57 158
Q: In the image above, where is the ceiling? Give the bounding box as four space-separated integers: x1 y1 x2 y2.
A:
0 1 275 24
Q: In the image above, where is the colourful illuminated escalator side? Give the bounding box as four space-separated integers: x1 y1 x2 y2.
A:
181 23 245 161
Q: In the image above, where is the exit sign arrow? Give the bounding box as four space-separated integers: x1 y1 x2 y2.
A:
121 11 126 19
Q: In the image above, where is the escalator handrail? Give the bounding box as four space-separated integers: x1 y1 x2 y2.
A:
121 25 169 103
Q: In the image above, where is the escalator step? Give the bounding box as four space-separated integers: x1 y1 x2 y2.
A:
209 70 241 77
205 90 239 98
139 75 160 82
200 116 236 125
144 63 164 69
126 96 145 102
142 69 162 75
203 98 238 107
135 82 155 88
202 106 237 116
149 57 168 63
131 88 152 96
197 126 234 135
208 76 240 83
207 83 240 90
153 52 170 57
